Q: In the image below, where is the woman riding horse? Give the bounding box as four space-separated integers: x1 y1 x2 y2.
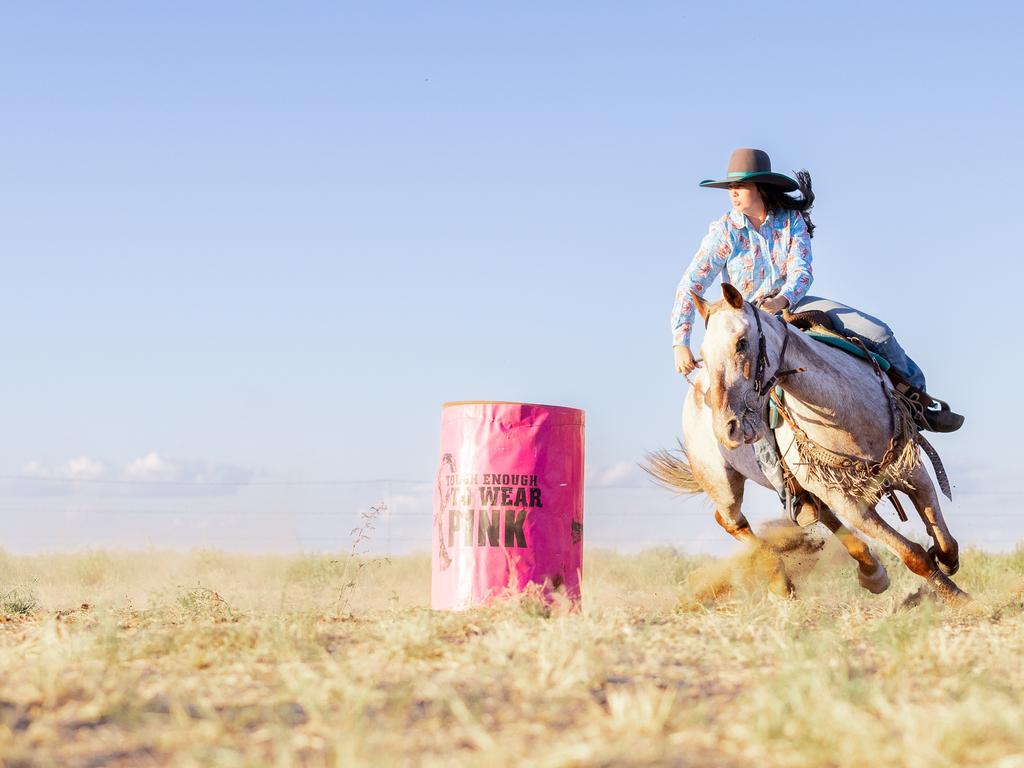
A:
671 148 963 435
671 148 962 517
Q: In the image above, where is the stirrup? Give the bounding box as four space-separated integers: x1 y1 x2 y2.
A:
796 495 820 527
787 492 820 527
895 384 964 433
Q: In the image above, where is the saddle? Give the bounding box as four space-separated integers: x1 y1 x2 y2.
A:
765 307 954 525
780 308 961 433
767 308 891 428
782 308 836 333
782 310 888 366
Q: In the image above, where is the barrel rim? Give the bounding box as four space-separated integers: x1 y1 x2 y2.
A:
442 400 584 413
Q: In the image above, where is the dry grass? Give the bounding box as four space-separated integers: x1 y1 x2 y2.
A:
0 535 1022 768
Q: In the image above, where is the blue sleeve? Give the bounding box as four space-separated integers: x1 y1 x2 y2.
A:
671 219 731 347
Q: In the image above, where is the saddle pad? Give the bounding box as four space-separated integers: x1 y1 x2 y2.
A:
805 330 891 371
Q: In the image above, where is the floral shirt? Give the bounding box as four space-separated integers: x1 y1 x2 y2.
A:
670 207 813 347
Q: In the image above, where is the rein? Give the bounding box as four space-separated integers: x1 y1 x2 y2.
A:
742 301 805 414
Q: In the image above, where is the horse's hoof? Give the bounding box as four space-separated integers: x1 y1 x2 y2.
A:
899 584 935 611
927 572 972 607
928 545 959 577
858 562 890 594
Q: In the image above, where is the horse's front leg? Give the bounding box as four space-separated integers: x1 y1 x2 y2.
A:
711 483 795 598
684 386 793 596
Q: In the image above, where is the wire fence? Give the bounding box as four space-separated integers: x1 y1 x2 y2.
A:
1 474 1021 551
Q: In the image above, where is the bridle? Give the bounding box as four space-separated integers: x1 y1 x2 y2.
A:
695 297 806 415
742 300 805 415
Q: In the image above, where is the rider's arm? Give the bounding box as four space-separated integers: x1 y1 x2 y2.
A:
778 211 813 309
671 218 731 348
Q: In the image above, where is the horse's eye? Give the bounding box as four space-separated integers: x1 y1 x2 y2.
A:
736 338 748 355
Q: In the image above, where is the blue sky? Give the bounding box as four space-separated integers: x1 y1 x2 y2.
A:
1 2 1021 554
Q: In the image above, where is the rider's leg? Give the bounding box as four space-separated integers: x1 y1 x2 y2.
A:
753 434 787 506
753 431 819 525
791 295 917 379
791 296 961 432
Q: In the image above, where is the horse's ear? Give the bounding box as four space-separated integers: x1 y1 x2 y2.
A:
722 283 744 310
690 290 710 321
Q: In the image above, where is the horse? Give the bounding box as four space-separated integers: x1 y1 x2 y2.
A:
647 283 967 605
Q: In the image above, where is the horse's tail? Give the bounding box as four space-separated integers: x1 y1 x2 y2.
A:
642 441 703 495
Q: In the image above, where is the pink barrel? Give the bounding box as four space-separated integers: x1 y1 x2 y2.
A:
431 401 585 610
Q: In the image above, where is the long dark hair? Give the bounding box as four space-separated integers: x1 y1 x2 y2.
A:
757 170 815 238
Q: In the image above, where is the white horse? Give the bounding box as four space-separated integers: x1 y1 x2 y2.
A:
648 284 967 604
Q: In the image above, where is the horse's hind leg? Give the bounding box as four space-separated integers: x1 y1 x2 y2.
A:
904 469 959 575
817 507 890 594
834 500 970 606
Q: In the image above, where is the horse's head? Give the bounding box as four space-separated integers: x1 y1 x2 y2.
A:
692 283 771 450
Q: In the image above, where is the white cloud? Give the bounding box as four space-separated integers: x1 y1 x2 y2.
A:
386 492 432 519
66 456 108 480
21 461 51 478
125 452 175 480
590 461 642 487
8 452 255 497
19 456 108 481
121 451 255 488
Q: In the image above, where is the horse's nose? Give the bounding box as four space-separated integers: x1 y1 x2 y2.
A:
713 410 743 450
726 418 740 442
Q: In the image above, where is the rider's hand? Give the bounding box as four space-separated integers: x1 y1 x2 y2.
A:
759 295 789 314
674 346 700 375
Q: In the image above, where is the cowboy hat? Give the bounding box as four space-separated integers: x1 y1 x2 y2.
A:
699 148 798 191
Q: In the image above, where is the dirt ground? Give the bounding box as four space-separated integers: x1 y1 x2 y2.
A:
1 535 1022 767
